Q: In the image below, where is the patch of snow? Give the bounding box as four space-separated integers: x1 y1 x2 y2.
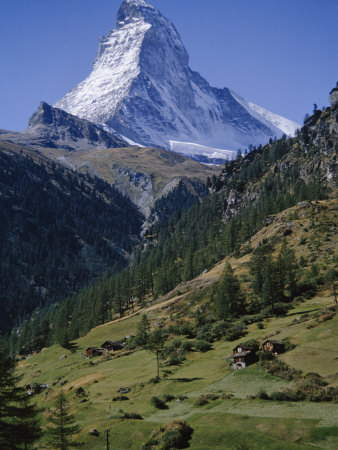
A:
230 90 300 137
55 18 152 124
170 141 236 160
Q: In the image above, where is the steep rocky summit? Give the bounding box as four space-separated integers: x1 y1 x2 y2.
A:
27 101 127 151
55 0 299 162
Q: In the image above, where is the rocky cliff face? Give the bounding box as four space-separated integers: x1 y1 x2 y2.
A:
27 102 127 151
55 0 299 161
216 96 337 223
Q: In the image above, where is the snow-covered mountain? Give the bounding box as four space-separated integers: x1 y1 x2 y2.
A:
55 0 299 161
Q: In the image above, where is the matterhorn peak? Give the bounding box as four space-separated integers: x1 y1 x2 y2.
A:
55 0 299 162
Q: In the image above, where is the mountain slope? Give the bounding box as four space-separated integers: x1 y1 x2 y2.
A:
14 198 338 449
13 90 337 353
40 145 219 218
0 141 142 334
0 102 127 152
55 0 299 161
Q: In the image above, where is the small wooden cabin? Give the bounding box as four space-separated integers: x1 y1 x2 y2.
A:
262 340 285 355
86 347 104 358
101 340 124 351
232 345 258 369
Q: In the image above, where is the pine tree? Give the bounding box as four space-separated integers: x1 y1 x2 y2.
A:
216 263 245 319
135 314 150 347
145 330 167 380
0 349 41 449
46 390 80 449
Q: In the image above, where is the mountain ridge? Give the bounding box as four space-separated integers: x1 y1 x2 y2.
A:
55 0 299 161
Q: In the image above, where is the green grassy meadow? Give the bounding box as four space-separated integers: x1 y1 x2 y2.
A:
17 200 338 448
18 292 338 449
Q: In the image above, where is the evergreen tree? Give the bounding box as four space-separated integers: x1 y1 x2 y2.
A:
46 390 80 449
0 349 41 449
135 314 150 347
145 330 167 380
215 263 245 319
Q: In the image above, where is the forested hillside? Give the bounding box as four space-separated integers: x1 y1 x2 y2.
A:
0 142 143 334
9 97 336 354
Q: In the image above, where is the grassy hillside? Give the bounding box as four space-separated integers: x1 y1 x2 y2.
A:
17 199 338 449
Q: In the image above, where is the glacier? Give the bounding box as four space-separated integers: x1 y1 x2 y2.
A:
55 0 299 161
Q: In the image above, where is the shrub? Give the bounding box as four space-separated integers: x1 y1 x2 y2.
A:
257 322 264 329
304 372 328 387
143 419 193 450
220 392 234 400
204 393 219 400
284 338 296 352
259 357 302 381
194 396 209 406
194 340 212 352
122 411 143 420
167 354 185 366
181 340 193 352
257 389 270 400
163 394 175 403
178 323 195 338
151 396 168 410
224 323 247 341
161 430 182 449
257 351 275 362
195 330 214 343
112 395 129 401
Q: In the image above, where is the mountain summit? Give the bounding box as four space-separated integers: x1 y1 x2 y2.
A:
55 0 299 161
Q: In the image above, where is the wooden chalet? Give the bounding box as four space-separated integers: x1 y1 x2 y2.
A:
101 340 125 351
86 347 104 358
232 344 258 369
262 340 285 355
26 383 48 395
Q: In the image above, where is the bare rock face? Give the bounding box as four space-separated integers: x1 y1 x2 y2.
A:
55 0 299 162
112 164 154 217
330 87 338 106
27 102 127 151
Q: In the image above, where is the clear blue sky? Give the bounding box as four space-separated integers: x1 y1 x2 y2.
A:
0 0 337 131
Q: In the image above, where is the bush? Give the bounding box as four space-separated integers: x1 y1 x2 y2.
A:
161 430 183 449
194 396 209 406
143 419 193 450
220 392 234 400
163 394 175 403
204 393 219 400
194 340 212 352
167 354 185 366
260 358 302 381
257 322 264 329
284 338 296 352
260 303 290 317
257 389 270 400
122 411 143 420
112 395 129 401
224 323 247 341
257 351 275 362
181 340 193 352
151 396 168 410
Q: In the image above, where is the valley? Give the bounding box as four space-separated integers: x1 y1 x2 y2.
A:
0 1 337 449
16 198 337 449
